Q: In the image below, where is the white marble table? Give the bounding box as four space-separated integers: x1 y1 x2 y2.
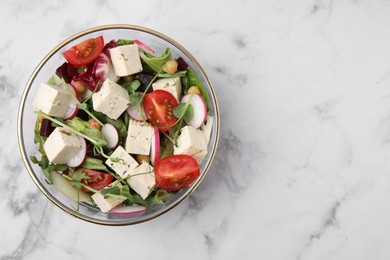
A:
2 0 390 259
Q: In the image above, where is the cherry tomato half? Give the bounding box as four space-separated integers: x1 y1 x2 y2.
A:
63 36 104 66
154 155 200 191
143 90 178 132
70 169 113 193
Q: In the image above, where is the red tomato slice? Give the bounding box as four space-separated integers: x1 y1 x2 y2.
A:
63 36 104 66
143 90 178 132
154 155 200 191
70 169 113 193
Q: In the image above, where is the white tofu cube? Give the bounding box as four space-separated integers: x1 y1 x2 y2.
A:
125 120 153 155
174 126 208 162
43 127 82 164
109 44 143 76
201 115 213 145
91 184 125 213
106 146 139 178
92 78 130 120
127 162 155 200
152 77 182 102
33 82 72 117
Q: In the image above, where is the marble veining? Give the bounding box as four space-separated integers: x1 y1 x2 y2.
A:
3 0 390 259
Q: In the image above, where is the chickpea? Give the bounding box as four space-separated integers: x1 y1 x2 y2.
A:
123 75 134 82
163 60 178 74
136 154 150 164
88 119 101 130
188 86 201 95
71 80 86 94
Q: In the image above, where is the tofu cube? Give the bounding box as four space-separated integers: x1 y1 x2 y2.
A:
106 146 139 178
92 78 130 120
33 82 72 117
91 184 125 213
109 44 143 76
43 127 82 164
152 77 182 102
125 120 153 155
174 126 208 162
127 162 155 200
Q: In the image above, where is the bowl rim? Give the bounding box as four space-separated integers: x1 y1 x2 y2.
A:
17 24 220 225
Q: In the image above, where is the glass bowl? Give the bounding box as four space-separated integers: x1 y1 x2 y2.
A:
17 24 220 225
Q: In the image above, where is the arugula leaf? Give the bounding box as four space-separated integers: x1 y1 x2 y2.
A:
139 48 171 73
184 104 194 123
186 69 210 110
81 157 108 171
122 80 141 94
173 103 194 123
129 93 143 105
117 39 134 46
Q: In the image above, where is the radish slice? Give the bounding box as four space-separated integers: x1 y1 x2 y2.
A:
67 136 87 167
127 102 146 121
134 39 156 54
51 171 91 202
181 94 207 128
150 128 160 165
63 83 80 120
101 123 119 149
110 205 146 215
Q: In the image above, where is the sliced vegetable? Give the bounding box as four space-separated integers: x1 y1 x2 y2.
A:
101 123 119 149
51 171 91 202
134 39 155 54
180 94 207 128
93 53 119 83
150 128 160 165
154 154 200 191
143 90 178 132
176 57 189 71
63 83 80 120
77 169 114 193
40 118 54 137
127 101 146 121
67 136 87 168
109 205 146 215
63 36 105 66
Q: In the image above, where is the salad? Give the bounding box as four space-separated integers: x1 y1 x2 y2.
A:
30 36 213 214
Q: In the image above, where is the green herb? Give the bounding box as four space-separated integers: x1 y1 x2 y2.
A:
122 80 141 94
81 157 108 171
69 169 89 189
129 92 143 105
33 116 46 154
186 69 210 110
30 155 68 184
117 39 134 46
64 116 89 132
139 48 171 73
157 70 187 78
173 102 194 123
